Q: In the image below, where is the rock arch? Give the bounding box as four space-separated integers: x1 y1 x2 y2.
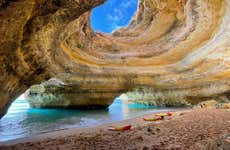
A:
0 0 230 118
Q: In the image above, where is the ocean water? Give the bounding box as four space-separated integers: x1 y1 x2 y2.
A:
0 95 178 142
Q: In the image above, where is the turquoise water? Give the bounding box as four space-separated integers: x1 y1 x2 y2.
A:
0 96 178 142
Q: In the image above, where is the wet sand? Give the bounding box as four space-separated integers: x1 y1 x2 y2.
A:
0 108 229 150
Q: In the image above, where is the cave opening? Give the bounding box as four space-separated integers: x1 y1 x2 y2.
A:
90 0 138 33
1 93 173 142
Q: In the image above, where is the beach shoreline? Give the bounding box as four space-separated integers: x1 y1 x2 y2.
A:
0 108 229 149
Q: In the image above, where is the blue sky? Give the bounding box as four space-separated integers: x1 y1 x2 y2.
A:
91 0 138 33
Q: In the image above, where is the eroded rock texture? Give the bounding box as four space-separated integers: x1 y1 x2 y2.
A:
0 0 230 117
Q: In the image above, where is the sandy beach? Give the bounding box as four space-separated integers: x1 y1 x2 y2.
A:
0 108 229 150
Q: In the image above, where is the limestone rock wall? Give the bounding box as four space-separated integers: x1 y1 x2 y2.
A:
26 75 128 108
0 0 230 118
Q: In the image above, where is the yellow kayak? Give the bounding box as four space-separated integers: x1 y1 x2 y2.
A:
143 116 164 121
155 112 173 117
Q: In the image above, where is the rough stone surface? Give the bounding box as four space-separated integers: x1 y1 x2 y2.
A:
0 0 230 117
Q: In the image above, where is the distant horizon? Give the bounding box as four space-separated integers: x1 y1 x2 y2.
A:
90 0 138 33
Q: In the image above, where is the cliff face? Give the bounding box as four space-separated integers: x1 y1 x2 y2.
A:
0 0 230 117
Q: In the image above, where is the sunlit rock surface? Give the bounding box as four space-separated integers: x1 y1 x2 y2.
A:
125 87 190 106
0 0 230 117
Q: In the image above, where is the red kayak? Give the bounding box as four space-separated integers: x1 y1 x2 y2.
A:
108 125 132 131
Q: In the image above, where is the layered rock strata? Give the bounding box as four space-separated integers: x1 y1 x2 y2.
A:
0 0 230 117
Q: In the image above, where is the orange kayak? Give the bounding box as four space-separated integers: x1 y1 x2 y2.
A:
143 116 164 121
108 125 132 131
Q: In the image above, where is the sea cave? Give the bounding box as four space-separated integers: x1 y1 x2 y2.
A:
0 0 229 149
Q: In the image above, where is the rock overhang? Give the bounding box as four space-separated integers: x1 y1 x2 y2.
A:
0 0 230 118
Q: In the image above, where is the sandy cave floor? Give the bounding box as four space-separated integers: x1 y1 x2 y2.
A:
0 108 229 150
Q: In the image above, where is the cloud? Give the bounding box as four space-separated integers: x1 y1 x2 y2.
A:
106 0 137 26
91 0 138 33
121 0 136 8
107 8 123 22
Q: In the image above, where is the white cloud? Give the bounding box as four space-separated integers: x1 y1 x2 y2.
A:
107 8 123 22
106 0 137 32
121 0 136 8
